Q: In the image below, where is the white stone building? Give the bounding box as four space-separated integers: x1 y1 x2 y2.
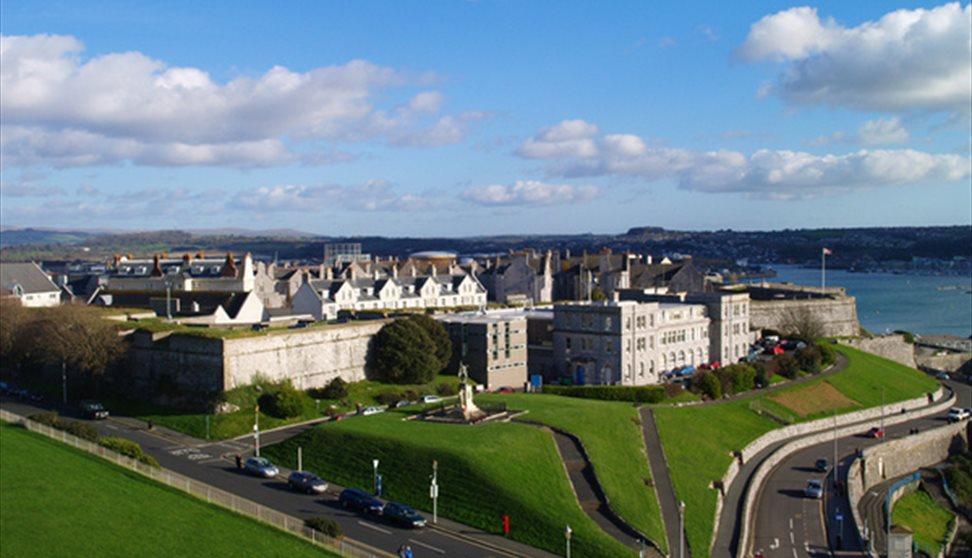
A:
0 262 62 307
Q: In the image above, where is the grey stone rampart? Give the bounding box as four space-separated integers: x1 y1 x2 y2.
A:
126 330 226 393
844 335 916 368
750 297 859 337
737 389 955 557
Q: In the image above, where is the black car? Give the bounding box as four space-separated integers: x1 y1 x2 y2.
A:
338 488 383 514
383 502 427 528
814 458 829 472
288 471 328 494
79 400 109 419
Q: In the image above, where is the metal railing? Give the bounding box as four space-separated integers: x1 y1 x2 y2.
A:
0 408 386 558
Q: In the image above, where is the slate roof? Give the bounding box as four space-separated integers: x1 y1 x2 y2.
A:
0 262 60 295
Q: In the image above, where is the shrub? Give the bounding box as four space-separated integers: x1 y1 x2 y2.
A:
320 377 348 400
543 385 666 403
377 391 402 405
100 437 160 467
693 370 722 400
754 362 773 387
304 516 343 539
723 363 756 394
795 346 823 374
817 342 837 366
437 382 457 396
775 352 799 379
402 389 419 401
29 411 61 428
259 381 304 419
663 382 685 399
61 420 100 442
373 319 440 384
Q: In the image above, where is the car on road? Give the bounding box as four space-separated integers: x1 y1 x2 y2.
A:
287 471 328 494
420 395 442 404
79 400 109 419
359 406 384 416
383 502 427 528
866 427 885 439
805 479 824 499
814 458 829 472
947 407 970 423
339 488 384 514
243 457 279 478
937 372 951 381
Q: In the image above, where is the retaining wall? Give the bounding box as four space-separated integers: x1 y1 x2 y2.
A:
749 296 859 337
844 335 916 368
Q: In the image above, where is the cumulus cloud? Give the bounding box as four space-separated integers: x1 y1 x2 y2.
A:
229 180 434 212
516 119 600 159
461 180 600 206
517 119 971 198
808 117 910 146
737 3 972 115
0 34 481 168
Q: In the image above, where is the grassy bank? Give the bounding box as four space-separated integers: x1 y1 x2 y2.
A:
892 490 954 556
0 422 338 558
263 410 637 557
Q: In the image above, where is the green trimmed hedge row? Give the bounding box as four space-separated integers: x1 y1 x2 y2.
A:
543 385 666 403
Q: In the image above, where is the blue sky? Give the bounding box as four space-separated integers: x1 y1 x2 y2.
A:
1 1 969 236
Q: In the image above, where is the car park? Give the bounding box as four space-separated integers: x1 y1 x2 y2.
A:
243 457 279 478
866 427 885 439
947 407 970 423
339 488 384 514
287 471 328 494
814 458 829 472
805 479 823 499
420 395 441 404
383 502 427 528
79 400 109 419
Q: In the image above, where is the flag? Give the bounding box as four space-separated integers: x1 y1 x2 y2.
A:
822 248 832 255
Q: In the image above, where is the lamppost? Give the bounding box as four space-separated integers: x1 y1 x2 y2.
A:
833 410 839 489
565 525 572 558
253 404 260 456
61 358 68 404
373 459 380 496
430 460 439 524
163 280 173 319
678 500 686 558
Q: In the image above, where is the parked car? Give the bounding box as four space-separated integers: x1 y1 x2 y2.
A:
243 457 279 478
390 400 412 409
420 395 442 404
79 400 109 420
383 502 427 528
493 387 514 394
936 372 951 381
288 471 328 494
814 458 829 472
805 479 824 499
947 407 970 423
359 406 384 416
866 427 885 439
339 488 384 514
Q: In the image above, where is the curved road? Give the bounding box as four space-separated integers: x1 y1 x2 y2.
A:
751 379 968 558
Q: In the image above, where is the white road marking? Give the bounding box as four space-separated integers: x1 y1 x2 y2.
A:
789 518 794 529
187 453 211 461
770 538 780 550
357 521 392 535
409 538 446 554
791 548 798 558
789 532 795 544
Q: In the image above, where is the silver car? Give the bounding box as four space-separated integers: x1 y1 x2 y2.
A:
243 457 279 478
805 479 823 499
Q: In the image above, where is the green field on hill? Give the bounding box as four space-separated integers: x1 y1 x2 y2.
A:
654 344 940 556
262 409 638 557
0 422 338 558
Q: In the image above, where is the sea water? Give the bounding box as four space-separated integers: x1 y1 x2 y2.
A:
763 264 972 338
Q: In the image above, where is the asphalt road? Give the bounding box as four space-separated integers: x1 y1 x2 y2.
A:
0 396 556 558
751 378 969 558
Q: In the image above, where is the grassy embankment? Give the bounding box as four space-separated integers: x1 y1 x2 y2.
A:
480 392 668 552
654 344 939 556
109 374 461 440
0 422 339 558
892 490 955 555
263 408 638 558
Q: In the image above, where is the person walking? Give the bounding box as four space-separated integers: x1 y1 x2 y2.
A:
235 454 243 469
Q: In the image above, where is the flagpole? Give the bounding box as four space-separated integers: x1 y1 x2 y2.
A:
821 248 826 291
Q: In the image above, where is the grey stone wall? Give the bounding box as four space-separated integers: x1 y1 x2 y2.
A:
125 330 226 394
750 297 860 337
844 334 917 368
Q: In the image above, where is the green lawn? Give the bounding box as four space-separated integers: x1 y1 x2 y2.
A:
654 344 939 556
108 374 462 440
479 392 667 553
262 409 638 557
0 422 338 558
892 490 954 556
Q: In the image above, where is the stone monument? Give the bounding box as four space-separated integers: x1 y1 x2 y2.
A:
457 362 483 421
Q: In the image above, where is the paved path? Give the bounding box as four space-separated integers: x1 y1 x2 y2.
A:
640 407 684 558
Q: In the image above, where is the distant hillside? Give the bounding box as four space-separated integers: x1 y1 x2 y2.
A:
0 228 105 248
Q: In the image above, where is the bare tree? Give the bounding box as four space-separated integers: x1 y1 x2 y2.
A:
19 304 124 378
779 305 825 340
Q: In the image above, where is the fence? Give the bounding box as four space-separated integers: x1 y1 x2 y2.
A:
0 408 388 558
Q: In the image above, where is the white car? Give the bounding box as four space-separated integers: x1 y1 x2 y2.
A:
947 407 970 423
359 406 384 416
243 457 279 478
805 479 824 499
420 395 442 404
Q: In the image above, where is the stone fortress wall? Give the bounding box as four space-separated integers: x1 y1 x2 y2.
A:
843 334 917 368
743 282 860 337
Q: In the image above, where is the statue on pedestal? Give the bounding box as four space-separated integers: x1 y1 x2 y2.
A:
457 362 482 420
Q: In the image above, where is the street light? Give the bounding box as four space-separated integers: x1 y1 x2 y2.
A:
61 358 68 404
430 460 439 524
833 411 839 490
373 459 380 496
565 525 572 558
253 404 260 456
678 500 686 558
163 280 173 319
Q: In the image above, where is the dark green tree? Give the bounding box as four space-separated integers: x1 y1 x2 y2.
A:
694 370 722 400
775 352 799 379
374 319 439 384
408 314 452 372
590 287 607 302
723 363 757 394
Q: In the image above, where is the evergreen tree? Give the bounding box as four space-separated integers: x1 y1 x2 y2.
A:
374 319 440 384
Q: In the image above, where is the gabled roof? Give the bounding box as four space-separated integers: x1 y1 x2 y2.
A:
0 262 60 295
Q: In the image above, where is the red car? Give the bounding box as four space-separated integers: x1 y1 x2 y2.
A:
770 345 785 356
494 386 514 394
866 427 885 438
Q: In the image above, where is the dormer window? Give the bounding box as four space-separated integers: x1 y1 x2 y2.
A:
136 266 147 274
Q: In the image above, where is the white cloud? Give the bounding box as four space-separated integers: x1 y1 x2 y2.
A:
698 25 720 41
517 121 971 198
229 180 434 212
737 3 972 115
516 119 600 159
857 117 910 145
461 180 600 206
0 34 482 168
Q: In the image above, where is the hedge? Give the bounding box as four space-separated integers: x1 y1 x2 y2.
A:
543 385 666 403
